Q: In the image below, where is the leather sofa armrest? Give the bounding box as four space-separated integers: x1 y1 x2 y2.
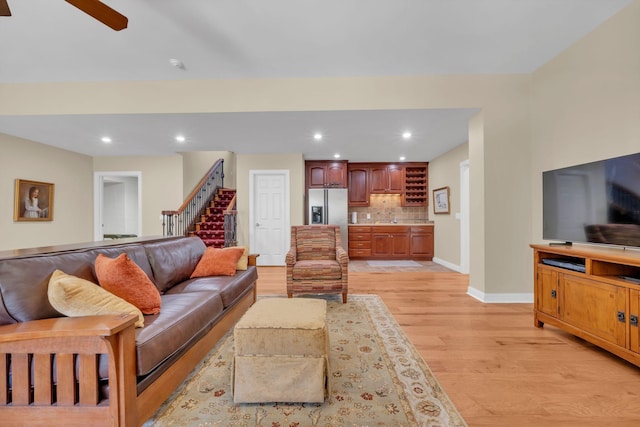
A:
248 253 260 267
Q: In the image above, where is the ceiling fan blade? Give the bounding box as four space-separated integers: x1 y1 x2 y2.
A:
0 0 11 17
65 0 128 31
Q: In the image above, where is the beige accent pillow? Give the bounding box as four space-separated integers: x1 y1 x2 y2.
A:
236 247 249 270
47 269 144 328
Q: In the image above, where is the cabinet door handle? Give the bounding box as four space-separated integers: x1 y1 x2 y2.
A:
631 314 638 327
550 289 557 298
617 311 626 323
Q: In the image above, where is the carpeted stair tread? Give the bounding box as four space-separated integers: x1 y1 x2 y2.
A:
193 188 236 248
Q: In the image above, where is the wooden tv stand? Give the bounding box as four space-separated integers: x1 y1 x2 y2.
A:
531 243 640 368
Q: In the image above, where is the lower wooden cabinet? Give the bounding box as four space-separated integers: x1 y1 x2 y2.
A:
372 227 410 257
348 225 433 260
409 226 433 259
532 244 640 367
349 226 372 257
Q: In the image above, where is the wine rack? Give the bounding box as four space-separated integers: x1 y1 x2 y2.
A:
403 165 428 206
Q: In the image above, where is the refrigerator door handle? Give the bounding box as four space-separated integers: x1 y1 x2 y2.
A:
324 189 329 224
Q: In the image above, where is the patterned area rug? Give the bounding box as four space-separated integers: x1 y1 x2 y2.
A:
143 295 467 427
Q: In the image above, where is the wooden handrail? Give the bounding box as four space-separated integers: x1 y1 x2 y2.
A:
224 193 237 213
176 159 224 214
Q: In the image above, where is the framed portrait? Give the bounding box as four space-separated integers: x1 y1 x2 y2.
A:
14 179 55 221
432 186 450 214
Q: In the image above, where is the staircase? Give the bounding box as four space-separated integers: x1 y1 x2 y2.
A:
162 159 238 247
190 188 236 247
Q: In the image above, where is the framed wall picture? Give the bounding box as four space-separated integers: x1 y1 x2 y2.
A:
14 179 55 221
432 186 450 214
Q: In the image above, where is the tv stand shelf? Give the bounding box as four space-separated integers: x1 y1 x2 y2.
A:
531 244 640 368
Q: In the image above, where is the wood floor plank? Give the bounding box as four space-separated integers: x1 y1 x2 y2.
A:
256 265 640 426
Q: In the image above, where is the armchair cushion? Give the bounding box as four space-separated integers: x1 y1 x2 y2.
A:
292 260 342 280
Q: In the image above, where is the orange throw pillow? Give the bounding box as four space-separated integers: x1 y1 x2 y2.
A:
95 253 162 315
191 247 245 278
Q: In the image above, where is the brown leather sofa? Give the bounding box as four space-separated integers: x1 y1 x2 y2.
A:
0 236 258 426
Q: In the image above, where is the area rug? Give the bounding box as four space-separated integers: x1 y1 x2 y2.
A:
143 295 467 427
366 260 423 268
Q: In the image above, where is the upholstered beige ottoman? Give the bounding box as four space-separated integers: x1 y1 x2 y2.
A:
231 298 329 403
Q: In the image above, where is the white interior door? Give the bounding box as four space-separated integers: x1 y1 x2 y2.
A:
249 170 290 266
94 171 142 240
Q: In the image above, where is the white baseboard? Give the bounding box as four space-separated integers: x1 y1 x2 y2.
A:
467 286 533 303
432 257 462 273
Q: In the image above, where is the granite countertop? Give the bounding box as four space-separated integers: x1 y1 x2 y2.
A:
348 221 433 226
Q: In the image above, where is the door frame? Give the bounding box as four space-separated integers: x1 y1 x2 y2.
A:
249 169 290 265
93 171 142 240
459 160 470 274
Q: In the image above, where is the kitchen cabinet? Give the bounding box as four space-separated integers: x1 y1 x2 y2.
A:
349 225 433 260
409 226 434 260
347 165 369 206
371 226 410 257
403 165 428 207
532 244 640 368
348 226 372 258
306 160 347 188
369 164 404 193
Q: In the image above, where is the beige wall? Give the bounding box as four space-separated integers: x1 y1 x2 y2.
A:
0 133 94 251
93 156 183 237
0 74 534 297
530 0 640 245
235 153 305 248
429 142 469 268
4 0 636 299
180 151 236 197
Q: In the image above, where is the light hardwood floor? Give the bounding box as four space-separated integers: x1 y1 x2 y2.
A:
256 266 640 427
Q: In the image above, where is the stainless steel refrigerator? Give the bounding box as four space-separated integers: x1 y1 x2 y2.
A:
307 188 349 249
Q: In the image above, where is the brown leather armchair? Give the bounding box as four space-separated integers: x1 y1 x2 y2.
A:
285 225 348 303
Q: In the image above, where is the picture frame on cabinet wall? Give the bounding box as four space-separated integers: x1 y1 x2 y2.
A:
432 186 450 214
14 179 55 221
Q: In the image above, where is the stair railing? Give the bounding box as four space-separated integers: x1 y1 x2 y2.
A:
223 193 238 247
162 159 224 238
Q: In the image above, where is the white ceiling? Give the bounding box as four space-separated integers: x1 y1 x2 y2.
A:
0 0 632 161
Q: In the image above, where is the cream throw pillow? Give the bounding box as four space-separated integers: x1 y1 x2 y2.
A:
236 247 249 270
47 269 144 328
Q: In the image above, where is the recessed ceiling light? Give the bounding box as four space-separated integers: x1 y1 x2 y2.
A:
313 132 323 141
402 131 412 140
399 156 406 161
101 136 112 143
175 135 186 143
334 153 341 159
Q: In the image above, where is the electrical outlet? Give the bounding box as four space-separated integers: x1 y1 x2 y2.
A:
366 213 371 219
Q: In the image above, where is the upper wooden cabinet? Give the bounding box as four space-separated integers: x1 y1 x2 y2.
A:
306 160 347 188
369 164 404 194
347 165 369 206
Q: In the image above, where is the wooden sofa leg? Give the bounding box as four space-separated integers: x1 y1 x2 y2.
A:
342 293 347 304
287 292 292 298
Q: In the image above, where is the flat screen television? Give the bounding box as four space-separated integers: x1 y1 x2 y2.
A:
543 152 640 248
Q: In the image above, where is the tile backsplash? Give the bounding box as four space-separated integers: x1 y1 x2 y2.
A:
350 194 429 224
